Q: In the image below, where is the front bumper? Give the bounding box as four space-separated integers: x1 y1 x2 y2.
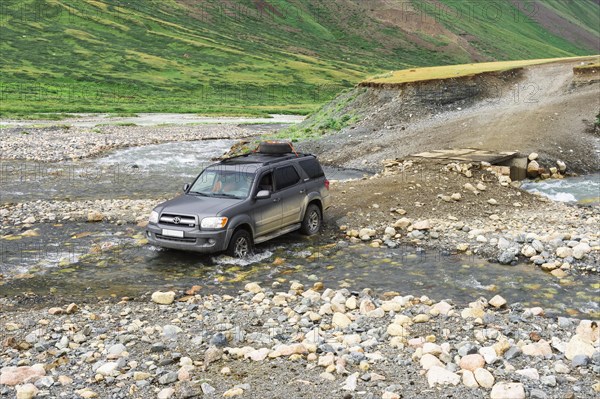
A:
146 223 231 253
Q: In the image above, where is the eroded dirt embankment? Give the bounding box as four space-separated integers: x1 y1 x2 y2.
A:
300 59 600 174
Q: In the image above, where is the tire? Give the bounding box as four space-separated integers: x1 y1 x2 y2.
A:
300 204 321 236
258 141 293 154
226 229 253 258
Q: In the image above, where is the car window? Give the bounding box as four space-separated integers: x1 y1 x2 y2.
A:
257 172 274 192
189 168 254 198
274 165 300 191
299 158 325 179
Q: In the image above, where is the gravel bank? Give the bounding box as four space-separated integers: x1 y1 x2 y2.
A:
0 125 260 162
1 283 598 399
327 158 600 274
0 199 164 229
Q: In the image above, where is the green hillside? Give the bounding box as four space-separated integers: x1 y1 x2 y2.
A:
0 0 598 116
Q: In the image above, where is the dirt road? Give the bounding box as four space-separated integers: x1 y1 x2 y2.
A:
302 59 600 173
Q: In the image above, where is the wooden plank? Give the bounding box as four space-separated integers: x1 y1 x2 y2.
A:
410 148 519 165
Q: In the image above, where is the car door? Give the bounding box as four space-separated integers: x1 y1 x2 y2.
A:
274 164 305 226
252 171 282 236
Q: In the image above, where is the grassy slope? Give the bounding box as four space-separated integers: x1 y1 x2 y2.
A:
540 0 600 36
0 0 598 115
363 55 600 85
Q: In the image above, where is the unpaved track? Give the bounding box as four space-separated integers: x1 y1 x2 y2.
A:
304 59 600 173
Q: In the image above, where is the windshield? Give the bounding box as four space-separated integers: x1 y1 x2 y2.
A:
188 168 255 199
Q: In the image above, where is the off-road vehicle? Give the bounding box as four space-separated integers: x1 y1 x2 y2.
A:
146 142 330 257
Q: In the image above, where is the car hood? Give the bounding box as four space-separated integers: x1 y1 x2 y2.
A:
156 194 242 216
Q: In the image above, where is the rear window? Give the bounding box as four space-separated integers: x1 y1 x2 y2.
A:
299 158 325 179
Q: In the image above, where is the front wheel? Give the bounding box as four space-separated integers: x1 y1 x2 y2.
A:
226 229 253 258
300 204 321 236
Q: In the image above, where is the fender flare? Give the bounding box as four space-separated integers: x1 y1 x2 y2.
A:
225 215 256 248
303 194 323 217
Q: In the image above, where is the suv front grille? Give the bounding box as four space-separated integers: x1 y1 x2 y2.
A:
160 213 196 227
155 234 197 243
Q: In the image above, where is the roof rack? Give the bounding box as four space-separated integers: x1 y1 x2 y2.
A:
219 153 254 163
219 152 311 166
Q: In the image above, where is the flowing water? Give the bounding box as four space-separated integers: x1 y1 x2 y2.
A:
1 141 598 317
521 173 600 205
0 140 369 202
1 222 598 318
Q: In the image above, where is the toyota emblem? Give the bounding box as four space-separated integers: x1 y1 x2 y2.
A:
173 217 181 224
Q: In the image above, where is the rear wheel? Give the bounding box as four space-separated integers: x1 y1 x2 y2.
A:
226 229 253 258
300 204 321 236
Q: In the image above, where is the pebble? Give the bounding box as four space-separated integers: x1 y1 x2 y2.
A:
420 354 443 370
201 383 216 395
16 384 38 399
332 312 352 329
490 382 525 399
462 370 479 388
479 346 498 364
488 295 506 308
426 366 460 387
157 387 175 399
151 291 176 305
503 346 522 360
342 372 359 391
541 375 557 387
223 387 244 397
0 366 46 386
459 354 485 371
75 388 98 398
572 354 589 367
412 220 431 230
530 388 549 399
96 362 119 377
516 368 539 380
474 368 494 388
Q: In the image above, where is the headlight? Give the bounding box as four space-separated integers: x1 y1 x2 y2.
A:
201 217 228 229
149 210 159 224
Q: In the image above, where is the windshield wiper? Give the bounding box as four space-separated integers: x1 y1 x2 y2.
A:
189 191 213 197
216 193 242 199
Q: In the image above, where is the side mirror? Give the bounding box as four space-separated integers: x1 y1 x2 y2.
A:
255 190 271 199
183 183 190 192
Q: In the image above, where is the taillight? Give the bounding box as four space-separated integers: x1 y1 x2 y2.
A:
324 179 330 190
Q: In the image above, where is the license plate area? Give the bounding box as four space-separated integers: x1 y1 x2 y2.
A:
162 229 184 238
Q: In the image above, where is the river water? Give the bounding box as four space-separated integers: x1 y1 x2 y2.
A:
1 140 598 317
0 140 368 202
521 173 600 205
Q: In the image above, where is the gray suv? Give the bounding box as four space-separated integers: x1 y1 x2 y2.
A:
146 142 330 257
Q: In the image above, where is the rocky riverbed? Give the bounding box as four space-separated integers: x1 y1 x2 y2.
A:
1 122 599 398
1 283 599 399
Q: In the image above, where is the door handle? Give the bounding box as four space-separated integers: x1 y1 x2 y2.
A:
273 198 281 203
